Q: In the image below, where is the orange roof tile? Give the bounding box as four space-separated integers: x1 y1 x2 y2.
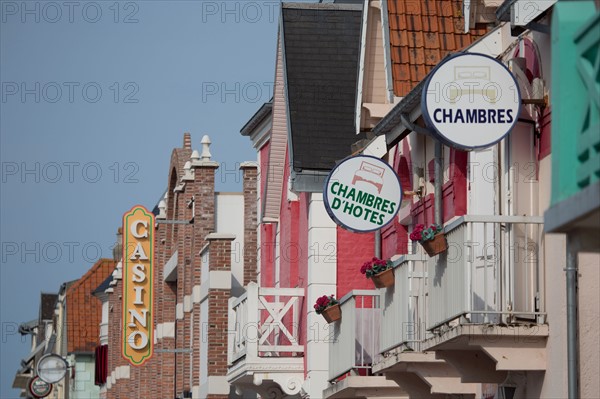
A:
66 258 116 353
388 0 489 97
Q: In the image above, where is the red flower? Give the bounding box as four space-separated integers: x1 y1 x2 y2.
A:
360 257 392 278
410 230 422 241
360 261 372 274
314 294 338 314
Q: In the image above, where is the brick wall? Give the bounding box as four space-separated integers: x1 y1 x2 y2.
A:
203 236 234 398
241 164 258 286
104 134 242 399
336 227 375 298
191 159 218 390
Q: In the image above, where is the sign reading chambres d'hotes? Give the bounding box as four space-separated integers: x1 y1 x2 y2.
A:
324 155 402 233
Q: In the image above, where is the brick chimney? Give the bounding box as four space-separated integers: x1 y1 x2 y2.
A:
240 161 259 285
183 132 192 149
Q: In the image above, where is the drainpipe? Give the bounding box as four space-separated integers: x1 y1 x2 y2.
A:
375 229 381 258
566 237 579 399
434 142 443 225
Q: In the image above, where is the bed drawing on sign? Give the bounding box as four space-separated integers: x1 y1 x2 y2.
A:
352 161 385 194
449 66 498 103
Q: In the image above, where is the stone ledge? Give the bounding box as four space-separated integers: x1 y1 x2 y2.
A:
206 233 236 241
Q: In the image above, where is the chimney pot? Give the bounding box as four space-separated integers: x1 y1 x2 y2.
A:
183 132 192 149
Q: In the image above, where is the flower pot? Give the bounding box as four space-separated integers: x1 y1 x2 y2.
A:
321 304 341 323
421 232 448 257
371 268 394 288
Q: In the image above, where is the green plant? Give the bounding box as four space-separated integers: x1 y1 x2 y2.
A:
409 223 443 243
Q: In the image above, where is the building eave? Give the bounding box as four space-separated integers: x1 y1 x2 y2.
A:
240 102 273 137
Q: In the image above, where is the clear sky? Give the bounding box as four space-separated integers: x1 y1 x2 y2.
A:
0 1 310 397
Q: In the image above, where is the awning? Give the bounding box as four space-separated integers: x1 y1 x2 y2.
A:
23 340 45 365
12 372 30 389
12 341 44 389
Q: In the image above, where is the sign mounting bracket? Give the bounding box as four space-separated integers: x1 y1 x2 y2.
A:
400 113 435 137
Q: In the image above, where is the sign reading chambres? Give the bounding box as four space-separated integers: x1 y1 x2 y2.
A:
422 52 521 150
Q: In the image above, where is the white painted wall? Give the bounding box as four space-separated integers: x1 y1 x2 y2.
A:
538 233 567 399
304 193 337 398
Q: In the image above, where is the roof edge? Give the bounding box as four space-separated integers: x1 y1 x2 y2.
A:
240 102 273 136
282 2 362 11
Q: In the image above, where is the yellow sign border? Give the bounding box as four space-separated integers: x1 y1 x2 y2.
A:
122 205 154 366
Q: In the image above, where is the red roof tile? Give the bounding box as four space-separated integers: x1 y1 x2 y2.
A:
388 0 489 97
66 259 116 353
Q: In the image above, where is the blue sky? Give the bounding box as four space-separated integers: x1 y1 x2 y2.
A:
0 1 306 396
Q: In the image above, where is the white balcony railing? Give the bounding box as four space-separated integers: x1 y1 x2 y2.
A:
329 290 381 382
427 215 545 330
379 215 545 355
380 255 430 354
228 282 304 365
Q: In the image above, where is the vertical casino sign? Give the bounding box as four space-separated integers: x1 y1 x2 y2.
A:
122 205 154 366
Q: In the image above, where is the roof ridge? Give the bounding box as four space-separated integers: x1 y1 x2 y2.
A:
282 2 362 11
66 258 115 295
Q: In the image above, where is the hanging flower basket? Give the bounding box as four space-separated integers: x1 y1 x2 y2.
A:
314 295 341 323
371 268 395 288
421 232 448 257
410 224 448 257
360 257 394 289
321 304 341 323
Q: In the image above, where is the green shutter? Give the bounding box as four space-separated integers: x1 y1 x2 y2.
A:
551 2 599 205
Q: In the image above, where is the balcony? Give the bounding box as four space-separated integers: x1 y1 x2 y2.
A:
324 290 407 398
423 215 549 377
375 255 478 397
426 215 546 329
374 215 549 393
227 282 305 398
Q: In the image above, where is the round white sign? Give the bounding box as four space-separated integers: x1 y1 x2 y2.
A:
36 354 68 384
324 155 402 232
422 52 521 150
